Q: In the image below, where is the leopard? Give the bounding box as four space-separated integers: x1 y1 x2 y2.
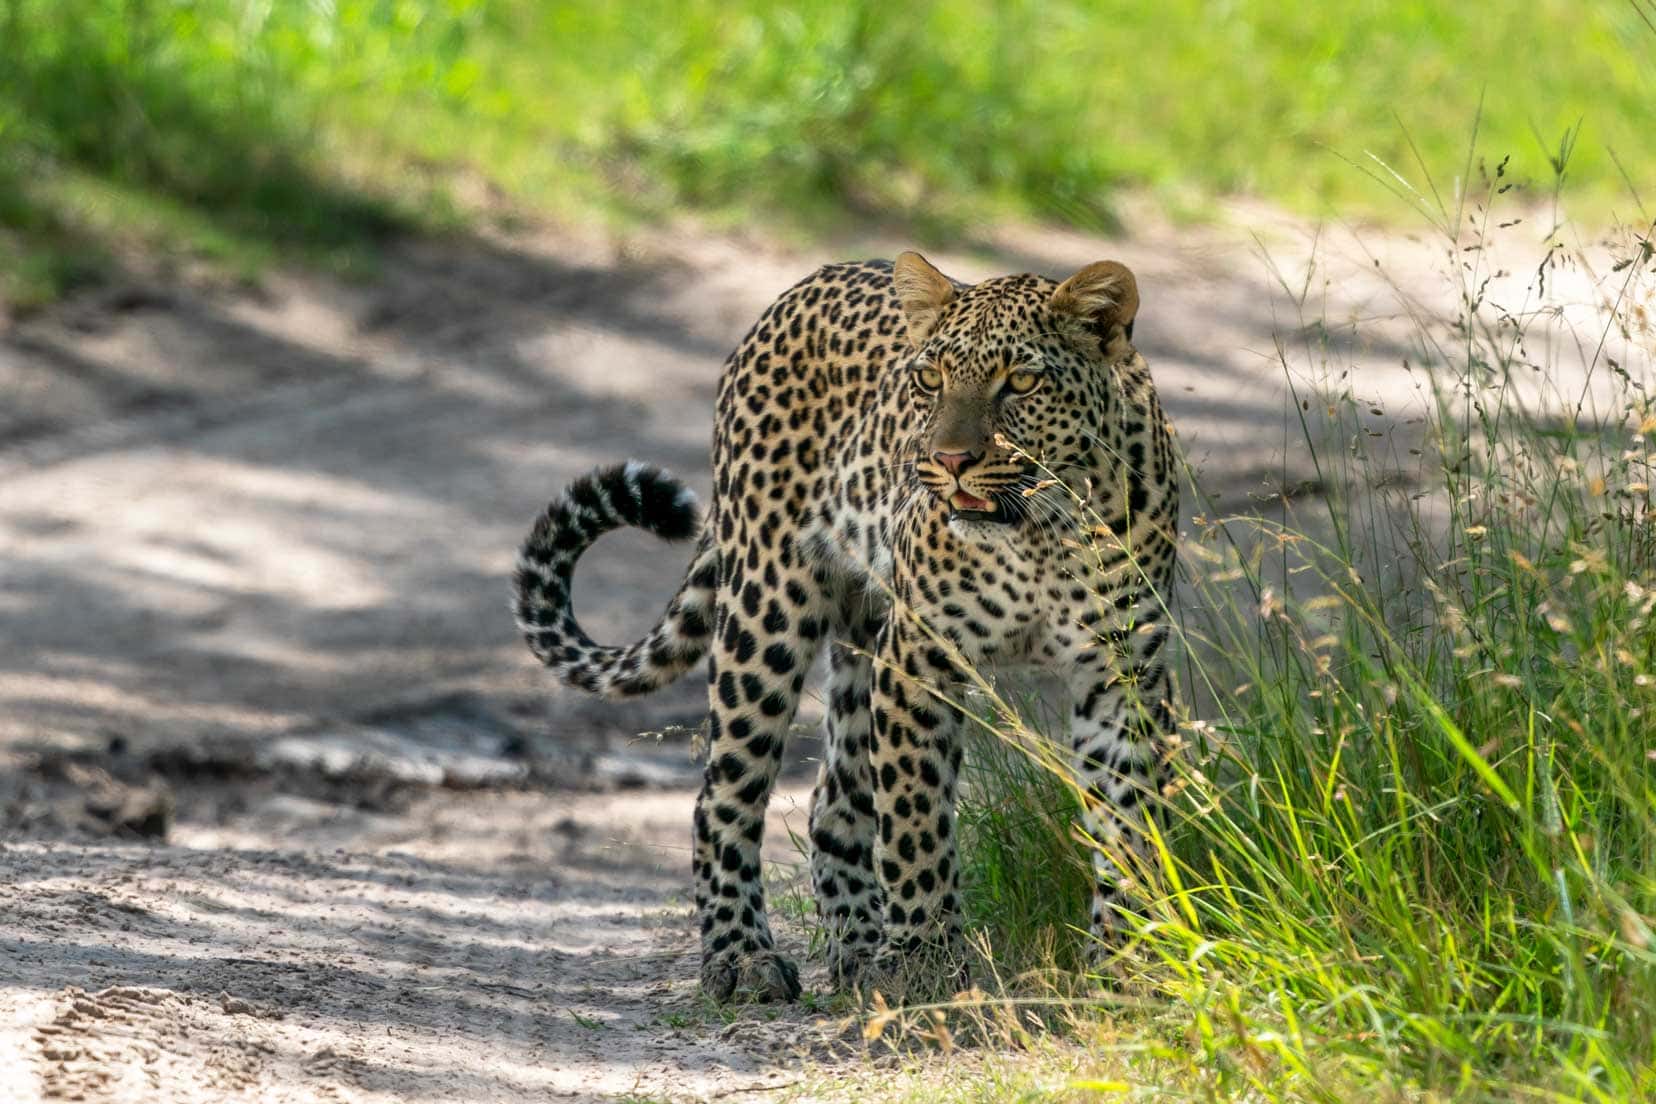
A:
512 251 1178 1003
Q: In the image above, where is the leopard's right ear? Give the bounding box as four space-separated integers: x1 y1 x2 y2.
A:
892 251 957 347
1049 260 1138 349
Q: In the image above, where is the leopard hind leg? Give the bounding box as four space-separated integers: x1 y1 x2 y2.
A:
808 623 885 986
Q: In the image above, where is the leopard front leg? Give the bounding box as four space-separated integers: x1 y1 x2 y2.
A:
862 622 969 999
1067 630 1174 965
693 578 828 1003
808 638 884 986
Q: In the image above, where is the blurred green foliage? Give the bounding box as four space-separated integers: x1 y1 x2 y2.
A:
1 0 1650 303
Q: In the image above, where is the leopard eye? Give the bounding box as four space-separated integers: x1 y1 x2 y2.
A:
1005 369 1042 395
913 365 944 393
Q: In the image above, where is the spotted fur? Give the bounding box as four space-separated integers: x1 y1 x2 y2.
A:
513 253 1178 1002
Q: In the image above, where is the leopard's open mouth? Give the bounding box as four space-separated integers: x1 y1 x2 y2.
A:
946 489 1013 524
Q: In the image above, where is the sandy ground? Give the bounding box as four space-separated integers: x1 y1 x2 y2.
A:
1 204 1639 1101
1 781 835 1101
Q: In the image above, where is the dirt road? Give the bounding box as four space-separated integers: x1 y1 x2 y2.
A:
1 207 1622 1100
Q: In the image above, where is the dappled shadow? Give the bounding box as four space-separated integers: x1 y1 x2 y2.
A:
0 215 737 761
0 826 814 1099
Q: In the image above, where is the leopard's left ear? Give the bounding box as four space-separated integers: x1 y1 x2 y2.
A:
1050 261 1138 347
892 251 957 347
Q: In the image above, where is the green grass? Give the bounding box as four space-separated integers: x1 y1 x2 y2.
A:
957 711 1092 983
0 0 456 306
927 155 1656 1100
2 0 1651 305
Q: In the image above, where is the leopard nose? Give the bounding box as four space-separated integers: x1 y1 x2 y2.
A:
931 449 980 475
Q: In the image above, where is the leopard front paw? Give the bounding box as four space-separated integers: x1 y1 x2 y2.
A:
700 947 802 1004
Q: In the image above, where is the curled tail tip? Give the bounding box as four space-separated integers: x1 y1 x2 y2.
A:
614 460 701 542
511 460 708 693
518 461 698 559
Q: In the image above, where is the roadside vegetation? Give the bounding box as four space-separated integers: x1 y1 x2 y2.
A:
2 0 1650 305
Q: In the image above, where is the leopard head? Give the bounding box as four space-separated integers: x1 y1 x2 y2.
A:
892 250 1140 536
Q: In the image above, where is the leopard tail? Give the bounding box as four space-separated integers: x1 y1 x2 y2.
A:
512 461 716 698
